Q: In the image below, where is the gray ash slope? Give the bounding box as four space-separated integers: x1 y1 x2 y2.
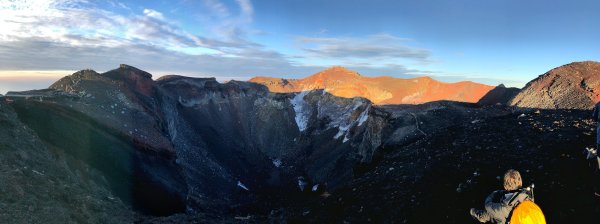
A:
0 95 134 223
2 62 599 223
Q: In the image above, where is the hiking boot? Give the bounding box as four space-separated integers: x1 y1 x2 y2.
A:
470 208 490 223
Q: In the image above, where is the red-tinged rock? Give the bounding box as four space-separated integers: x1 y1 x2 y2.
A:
250 66 496 105
511 61 600 109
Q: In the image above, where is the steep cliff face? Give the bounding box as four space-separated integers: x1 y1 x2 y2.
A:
511 61 600 109
250 66 495 105
155 75 388 212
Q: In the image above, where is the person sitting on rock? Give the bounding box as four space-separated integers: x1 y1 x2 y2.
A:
470 169 530 223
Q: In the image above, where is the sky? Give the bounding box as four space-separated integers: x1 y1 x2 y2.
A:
1 0 599 94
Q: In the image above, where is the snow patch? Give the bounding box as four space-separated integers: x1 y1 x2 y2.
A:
357 105 370 126
237 181 249 191
291 91 310 132
330 101 370 142
343 135 350 143
272 158 282 167
312 184 319 192
334 124 350 139
297 177 307 191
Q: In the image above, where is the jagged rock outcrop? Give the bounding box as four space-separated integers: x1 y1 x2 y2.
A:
510 61 600 109
250 66 495 104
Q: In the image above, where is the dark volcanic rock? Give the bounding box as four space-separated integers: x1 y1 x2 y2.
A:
285 109 599 223
0 98 133 223
511 61 600 109
49 66 174 153
155 75 389 213
477 84 520 106
4 65 392 220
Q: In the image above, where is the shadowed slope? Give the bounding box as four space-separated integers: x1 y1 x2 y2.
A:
477 84 520 106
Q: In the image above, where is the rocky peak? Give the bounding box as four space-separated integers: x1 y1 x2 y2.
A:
102 64 155 97
511 61 600 109
477 84 520 106
112 64 152 79
314 66 361 79
49 69 100 93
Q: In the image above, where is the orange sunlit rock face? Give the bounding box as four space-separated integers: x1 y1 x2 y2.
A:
250 66 494 105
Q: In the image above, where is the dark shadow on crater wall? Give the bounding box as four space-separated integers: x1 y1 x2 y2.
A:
9 99 187 216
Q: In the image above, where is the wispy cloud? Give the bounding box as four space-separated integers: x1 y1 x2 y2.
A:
143 8 164 20
0 37 315 78
298 34 431 64
109 0 130 10
200 0 255 44
202 0 231 18
235 0 253 22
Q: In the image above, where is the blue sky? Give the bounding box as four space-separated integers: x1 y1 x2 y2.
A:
1 0 599 93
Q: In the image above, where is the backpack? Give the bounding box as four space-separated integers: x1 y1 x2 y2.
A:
507 200 546 224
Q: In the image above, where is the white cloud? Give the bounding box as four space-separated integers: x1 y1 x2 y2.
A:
0 0 262 53
143 8 164 20
0 0 302 82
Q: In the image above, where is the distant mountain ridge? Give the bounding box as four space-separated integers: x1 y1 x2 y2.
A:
250 66 498 105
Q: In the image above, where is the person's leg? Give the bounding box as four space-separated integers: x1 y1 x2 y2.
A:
470 208 491 223
596 145 600 196
595 164 600 197
595 144 600 171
